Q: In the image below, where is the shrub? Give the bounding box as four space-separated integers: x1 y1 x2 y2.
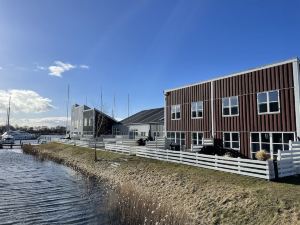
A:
255 150 270 161
137 138 146 146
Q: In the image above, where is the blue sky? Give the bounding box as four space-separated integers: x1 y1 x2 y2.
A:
0 0 300 127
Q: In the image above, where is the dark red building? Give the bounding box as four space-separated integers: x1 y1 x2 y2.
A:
164 58 300 158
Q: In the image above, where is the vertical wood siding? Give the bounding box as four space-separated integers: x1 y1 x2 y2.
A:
166 62 296 157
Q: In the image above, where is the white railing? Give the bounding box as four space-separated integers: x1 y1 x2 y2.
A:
55 140 275 180
105 144 131 154
277 141 300 177
133 147 274 180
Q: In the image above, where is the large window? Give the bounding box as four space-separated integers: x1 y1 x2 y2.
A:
191 101 203 118
251 132 295 159
171 105 181 120
167 132 185 146
84 118 88 126
191 132 203 146
257 90 280 114
223 132 240 150
222 96 239 116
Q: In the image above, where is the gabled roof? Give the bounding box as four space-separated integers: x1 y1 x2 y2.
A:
120 107 164 125
73 103 118 122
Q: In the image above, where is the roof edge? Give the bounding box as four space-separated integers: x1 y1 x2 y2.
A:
164 57 298 93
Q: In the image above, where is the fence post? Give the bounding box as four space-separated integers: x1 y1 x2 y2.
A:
196 153 198 165
237 157 241 174
214 154 218 168
180 151 182 162
268 160 276 180
166 149 169 161
277 150 281 160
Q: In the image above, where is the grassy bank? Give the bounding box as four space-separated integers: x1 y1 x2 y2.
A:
23 143 300 225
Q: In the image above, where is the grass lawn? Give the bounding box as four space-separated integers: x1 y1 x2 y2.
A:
29 143 300 225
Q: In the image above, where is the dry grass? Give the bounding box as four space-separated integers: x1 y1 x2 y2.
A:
23 143 300 225
107 184 190 225
255 150 271 161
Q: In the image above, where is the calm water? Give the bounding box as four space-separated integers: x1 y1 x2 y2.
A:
0 148 109 225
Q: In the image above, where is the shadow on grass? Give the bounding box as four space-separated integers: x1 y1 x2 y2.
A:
276 175 300 185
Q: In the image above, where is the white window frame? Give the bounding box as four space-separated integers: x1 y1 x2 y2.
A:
223 132 240 150
250 132 295 159
191 132 203 146
257 90 280 115
167 132 186 146
171 104 181 120
191 101 203 119
222 96 239 117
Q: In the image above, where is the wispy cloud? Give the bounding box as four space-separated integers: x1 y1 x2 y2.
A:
48 61 76 77
0 89 54 113
34 61 90 77
0 66 3 70
79 64 89 69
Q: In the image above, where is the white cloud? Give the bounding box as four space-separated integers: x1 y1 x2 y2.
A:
0 89 54 113
0 116 68 128
34 61 90 77
48 61 76 77
79 64 89 69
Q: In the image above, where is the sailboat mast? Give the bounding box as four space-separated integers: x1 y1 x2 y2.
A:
7 96 11 131
66 84 70 136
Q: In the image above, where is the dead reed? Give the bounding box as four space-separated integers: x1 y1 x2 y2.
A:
106 184 191 225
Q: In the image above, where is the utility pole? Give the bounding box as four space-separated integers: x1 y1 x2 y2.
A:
66 84 70 137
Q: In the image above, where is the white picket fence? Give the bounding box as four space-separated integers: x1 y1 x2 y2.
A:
105 144 274 180
277 141 300 178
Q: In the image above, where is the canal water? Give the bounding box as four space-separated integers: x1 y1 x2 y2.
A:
0 148 109 225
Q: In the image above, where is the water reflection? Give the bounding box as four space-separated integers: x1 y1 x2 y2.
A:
0 148 108 225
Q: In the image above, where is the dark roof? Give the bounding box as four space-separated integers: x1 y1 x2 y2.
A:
74 103 117 122
120 107 164 125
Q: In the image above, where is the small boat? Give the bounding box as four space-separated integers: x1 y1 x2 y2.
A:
1 134 15 144
2 131 36 140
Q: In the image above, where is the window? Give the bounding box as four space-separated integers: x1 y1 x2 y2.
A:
113 128 120 135
222 96 239 116
257 90 280 114
141 132 146 137
171 105 181 120
84 118 88 126
153 132 160 138
223 132 240 150
191 101 203 118
89 118 93 126
191 132 203 146
251 132 295 159
167 132 185 146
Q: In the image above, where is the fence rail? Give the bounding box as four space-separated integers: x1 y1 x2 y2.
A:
277 141 300 177
133 147 273 180
55 140 278 180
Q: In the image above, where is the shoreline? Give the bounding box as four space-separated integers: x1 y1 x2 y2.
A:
23 143 300 225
